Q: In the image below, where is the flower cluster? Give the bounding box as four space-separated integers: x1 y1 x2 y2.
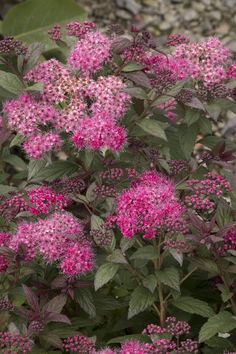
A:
9 212 93 275
113 170 186 239
185 172 231 212
0 186 69 218
0 298 14 311
63 335 96 353
66 20 96 38
142 317 198 353
0 332 33 353
67 31 111 75
173 37 230 87
0 36 27 55
3 23 130 158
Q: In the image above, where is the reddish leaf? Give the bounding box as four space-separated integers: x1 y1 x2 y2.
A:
111 37 132 54
43 294 67 314
22 284 39 311
46 312 71 324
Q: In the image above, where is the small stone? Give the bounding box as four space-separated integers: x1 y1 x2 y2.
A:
193 3 205 11
184 9 198 22
159 21 172 31
164 12 179 25
216 23 230 35
116 0 141 15
209 11 222 21
227 41 236 52
116 9 132 19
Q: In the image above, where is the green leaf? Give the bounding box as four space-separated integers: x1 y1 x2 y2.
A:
217 284 233 303
27 159 47 180
120 238 135 253
10 134 25 148
185 108 201 126
137 119 167 141
124 87 147 99
0 185 17 195
122 62 142 72
130 245 158 260
108 334 148 344
128 286 155 319
156 267 180 292
107 250 128 264
94 263 119 291
191 257 218 274
172 296 214 318
169 249 183 266
206 102 221 120
178 123 198 159
33 161 78 181
75 288 96 318
199 311 236 343
3 154 27 170
0 71 24 98
142 275 157 293
216 200 232 228
2 0 86 50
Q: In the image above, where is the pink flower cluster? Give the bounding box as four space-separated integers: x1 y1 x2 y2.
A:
63 335 96 353
66 21 96 38
3 32 130 157
185 172 231 212
0 332 32 353
114 170 186 239
67 31 111 76
8 212 93 275
227 62 236 79
222 228 236 253
2 186 69 218
173 37 231 87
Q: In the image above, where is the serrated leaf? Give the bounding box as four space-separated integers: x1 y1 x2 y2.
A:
124 71 151 88
120 238 135 253
128 286 155 319
156 267 180 292
124 87 147 99
94 263 119 291
43 295 67 314
22 284 39 310
107 249 127 264
10 134 25 148
172 296 214 318
138 119 167 141
185 108 201 126
0 71 24 98
2 0 86 50
41 333 63 349
0 185 17 195
27 159 47 180
108 334 148 344
130 245 158 260
179 123 198 159
216 200 232 228
3 154 27 170
33 161 78 181
76 288 96 318
142 275 157 293
169 249 183 266
217 284 233 303
122 62 142 72
199 311 236 343
192 257 218 274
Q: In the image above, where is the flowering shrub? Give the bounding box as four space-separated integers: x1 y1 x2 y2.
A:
0 17 236 354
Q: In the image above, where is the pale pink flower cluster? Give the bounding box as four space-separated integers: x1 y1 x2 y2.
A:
114 170 185 239
9 212 93 275
67 31 111 76
66 20 96 38
23 132 61 159
173 37 230 87
4 42 129 157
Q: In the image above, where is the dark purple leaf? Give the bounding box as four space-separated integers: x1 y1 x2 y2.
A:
46 312 71 324
111 37 132 54
22 284 39 311
124 71 152 89
51 276 67 289
43 294 67 314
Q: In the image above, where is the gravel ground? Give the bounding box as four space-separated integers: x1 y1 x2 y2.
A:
78 0 236 53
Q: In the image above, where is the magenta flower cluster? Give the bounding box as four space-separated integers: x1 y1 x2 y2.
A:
6 212 93 275
185 172 231 212
0 332 33 353
113 170 186 239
